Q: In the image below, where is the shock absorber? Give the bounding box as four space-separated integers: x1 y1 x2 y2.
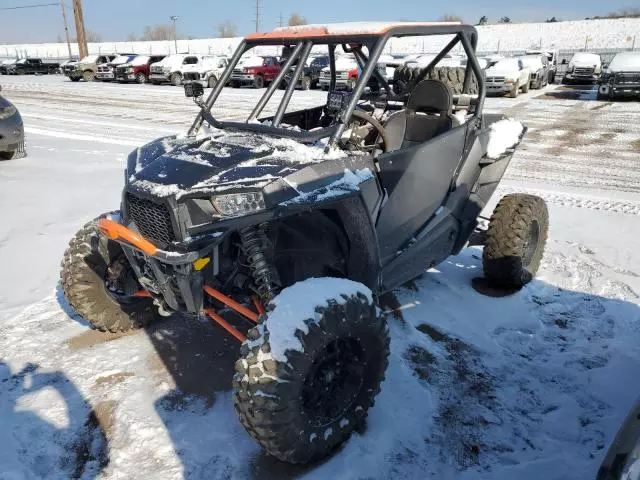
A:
239 225 278 302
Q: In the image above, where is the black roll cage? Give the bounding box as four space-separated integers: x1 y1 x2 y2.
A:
187 24 484 149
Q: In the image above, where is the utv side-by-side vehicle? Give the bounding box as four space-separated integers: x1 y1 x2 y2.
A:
60 22 548 464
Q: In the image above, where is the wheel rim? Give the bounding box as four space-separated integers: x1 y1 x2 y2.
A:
522 219 540 267
208 77 217 88
302 337 365 427
138 74 146 84
103 252 144 305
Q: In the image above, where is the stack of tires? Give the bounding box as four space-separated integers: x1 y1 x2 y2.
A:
393 65 479 96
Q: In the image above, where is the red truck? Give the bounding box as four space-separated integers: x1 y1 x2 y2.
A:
229 55 281 88
115 55 167 84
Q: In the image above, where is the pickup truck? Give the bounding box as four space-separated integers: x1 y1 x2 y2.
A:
150 55 208 86
319 56 359 91
229 55 281 88
6 58 60 75
521 53 550 89
562 52 602 84
280 55 329 90
96 54 137 81
525 49 558 84
65 54 117 82
182 56 229 88
485 57 531 97
598 51 640 100
115 55 166 84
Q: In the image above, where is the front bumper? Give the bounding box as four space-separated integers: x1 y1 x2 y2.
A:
600 83 640 97
319 77 349 88
0 113 24 152
565 73 598 82
486 82 514 93
116 73 137 81
96 71 115 80
230 74 257 85
149 73 169 83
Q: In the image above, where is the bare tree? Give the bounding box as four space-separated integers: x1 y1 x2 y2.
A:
288 13 308 26
139 24 174 41
216 21 238 38
126 33 138 42
477 15 488 25
85 30 102 43
439 14 463 22
71 29 102 43
499 16 511 23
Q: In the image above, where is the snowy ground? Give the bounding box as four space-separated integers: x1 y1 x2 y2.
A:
1 75 640 479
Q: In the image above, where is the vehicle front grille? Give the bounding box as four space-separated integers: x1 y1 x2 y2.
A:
486 76 505 83
183 72 199 81
63 65 77 73
115 66 127 76
575 67 595 76
232 68 244 75
126 193 176 247
98 66 110 73
615 72 640 84
151 66 164 74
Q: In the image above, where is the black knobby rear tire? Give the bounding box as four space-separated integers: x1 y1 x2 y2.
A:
483 194 549 288
233 279 390 464
60 212 161 332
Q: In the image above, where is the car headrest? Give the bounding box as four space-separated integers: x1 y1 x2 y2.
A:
407 79 453 114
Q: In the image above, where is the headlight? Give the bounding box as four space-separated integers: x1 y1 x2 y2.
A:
126 67 134 73
212 192 266 217
0 105 17 120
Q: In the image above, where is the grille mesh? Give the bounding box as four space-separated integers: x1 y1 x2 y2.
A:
126 193 176 246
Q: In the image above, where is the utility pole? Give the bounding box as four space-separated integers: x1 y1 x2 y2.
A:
278 12 283 28
170 16 179 54
60 1 73 59
72 0 88 58
255 0 260 32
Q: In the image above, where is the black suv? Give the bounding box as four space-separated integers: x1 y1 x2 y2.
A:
281 54 330 90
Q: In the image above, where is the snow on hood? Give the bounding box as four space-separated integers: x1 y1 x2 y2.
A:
486 119 525 159
486 58 522 77
608 52 640 72
569 53 601 67
245 278 373 363
130 56 150 66
128 127 351 198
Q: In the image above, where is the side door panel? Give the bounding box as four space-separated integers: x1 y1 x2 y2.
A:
375 125 467 262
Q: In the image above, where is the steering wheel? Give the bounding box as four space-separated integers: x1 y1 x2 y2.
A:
344 109 390 154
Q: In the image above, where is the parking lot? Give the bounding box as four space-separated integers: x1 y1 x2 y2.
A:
1 75 640 478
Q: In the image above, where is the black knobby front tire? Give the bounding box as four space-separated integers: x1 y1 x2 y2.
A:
483 194 549 288
60 212 161 333
233 279 390 464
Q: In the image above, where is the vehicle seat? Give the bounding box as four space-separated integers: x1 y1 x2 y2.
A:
383 79 459 152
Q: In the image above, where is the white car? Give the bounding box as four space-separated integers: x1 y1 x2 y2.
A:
149 54 204 86
562 52 602 84
182 56 229 88
319 56 359 91
485 57 531 97
521 54 551 89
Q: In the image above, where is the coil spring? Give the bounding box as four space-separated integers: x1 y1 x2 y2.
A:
239 225 277 301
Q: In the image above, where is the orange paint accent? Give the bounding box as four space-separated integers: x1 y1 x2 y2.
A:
133 290 153 298
245 22 461 41
98 219 158 256
205 309 246 342
252 296 266 316
203 285 259 323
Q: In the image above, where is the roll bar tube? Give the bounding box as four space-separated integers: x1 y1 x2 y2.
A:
273 41 313 127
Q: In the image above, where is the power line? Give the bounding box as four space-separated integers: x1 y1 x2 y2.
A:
0 2 58 10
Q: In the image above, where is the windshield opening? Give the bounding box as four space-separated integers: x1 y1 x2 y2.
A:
191 29 484 146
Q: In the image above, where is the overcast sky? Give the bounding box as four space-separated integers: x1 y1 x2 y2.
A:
0 0 631 44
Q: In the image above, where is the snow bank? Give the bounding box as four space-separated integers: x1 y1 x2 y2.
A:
261 278 373 362
486 119 525 159
3 18 639 61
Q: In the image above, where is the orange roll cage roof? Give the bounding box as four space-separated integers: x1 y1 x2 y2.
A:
246 21 464 41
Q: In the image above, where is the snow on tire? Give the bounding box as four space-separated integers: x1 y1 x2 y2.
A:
60 212 161 333
233 277 390 464
483 194 549 288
